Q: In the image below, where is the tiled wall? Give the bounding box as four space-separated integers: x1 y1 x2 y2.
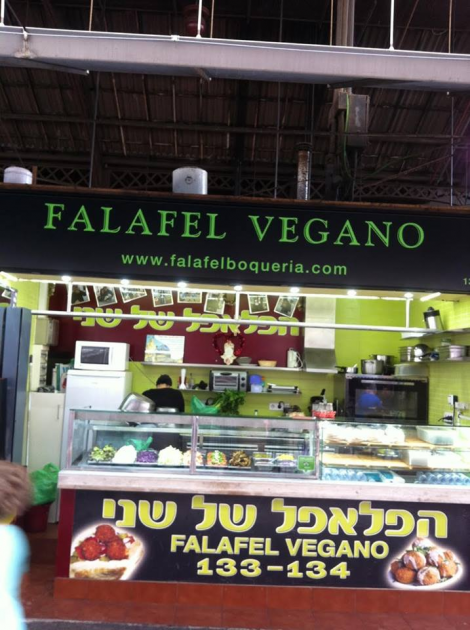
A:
410 298 470 425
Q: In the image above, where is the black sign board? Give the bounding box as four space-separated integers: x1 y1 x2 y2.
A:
69 490 470 589
0 188 469 291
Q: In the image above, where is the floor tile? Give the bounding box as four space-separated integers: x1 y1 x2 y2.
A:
405 614 459 630
446 615 470 629
223 606 270 629
177 583 223 606
397 591 444 614
355 589 400 613
223 585 267 609
175 604 223 627
444 593 470 616
311 588 356 612
267 608 314 630
356 613 412 630
125 603 176 626
266 586 312 611
311 612 353 630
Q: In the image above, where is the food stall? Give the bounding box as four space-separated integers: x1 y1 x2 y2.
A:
57 409 470 596
2 185 470 612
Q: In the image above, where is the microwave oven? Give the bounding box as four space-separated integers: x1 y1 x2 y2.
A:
74 341 130 371
209 370 248 392
344 374 428 425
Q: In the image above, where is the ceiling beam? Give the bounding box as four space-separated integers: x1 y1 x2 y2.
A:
0 112 464 146
0 26 470 91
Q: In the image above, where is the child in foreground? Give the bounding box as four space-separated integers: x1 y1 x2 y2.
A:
0 461 31 630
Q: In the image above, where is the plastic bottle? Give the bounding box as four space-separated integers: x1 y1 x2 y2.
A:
188 373 195 390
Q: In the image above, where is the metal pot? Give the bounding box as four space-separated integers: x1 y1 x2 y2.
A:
370 354 394 365
413 343 431 360
424 307 443 331
336 365 358 374
399 346 415 363
119 393 155 413
361 359 385 375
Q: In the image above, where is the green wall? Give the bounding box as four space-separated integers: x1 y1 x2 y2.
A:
410 298 470 426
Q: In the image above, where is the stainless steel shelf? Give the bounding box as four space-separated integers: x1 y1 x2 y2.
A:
396 358 470 365
140 362 337 373
188 389 302 396
401 328 470 340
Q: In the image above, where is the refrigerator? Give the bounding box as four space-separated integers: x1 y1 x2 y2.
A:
60 369 133 469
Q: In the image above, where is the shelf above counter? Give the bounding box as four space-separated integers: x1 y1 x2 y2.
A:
396 358 470 366
187 389 302 396
324 436 469 451
140 362 337 374
322 452 470 472
402 327 470 340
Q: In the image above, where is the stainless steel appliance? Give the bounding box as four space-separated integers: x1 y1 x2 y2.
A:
423 307 443 330
209 370 248 392
361 359 385 375
345 374 428 424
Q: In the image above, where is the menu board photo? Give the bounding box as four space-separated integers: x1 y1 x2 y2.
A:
144 335 185 364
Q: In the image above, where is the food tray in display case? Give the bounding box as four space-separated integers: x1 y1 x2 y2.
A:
319 420 470 483
67 409 320 480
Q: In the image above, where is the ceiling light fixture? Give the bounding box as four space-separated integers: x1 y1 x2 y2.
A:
120 279 130 286
404 292 414 299
177 281 188 289
61 275 72 282
420 292 442 302
290 287 300 294
346 290 357 297
234 285 243 291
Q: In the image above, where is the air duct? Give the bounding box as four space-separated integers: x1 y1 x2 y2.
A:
303 297 337 373
172 167 208 195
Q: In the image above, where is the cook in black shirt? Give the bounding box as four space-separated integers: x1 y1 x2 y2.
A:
143 374 185 412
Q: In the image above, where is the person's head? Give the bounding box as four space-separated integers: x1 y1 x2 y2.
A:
0 461 31 523
156 374 172 388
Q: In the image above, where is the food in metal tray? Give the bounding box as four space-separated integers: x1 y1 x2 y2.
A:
207 450 227 467
182 450 204 467
253 452 270 459
229 450 251 467
157 446 184 466
89 445 116 462
136 449 158 464
276 454 295 462
112 445 137 464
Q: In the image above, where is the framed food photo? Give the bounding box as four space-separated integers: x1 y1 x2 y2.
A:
151 289 174 307
144 335 185 364
119 287 148 304
248 294 269 315
177 290 203 304
204 292 225 315
71 285 90 306
94 285 118 307
274 296 299 318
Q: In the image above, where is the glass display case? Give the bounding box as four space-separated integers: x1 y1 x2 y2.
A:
67 410 319 479
67 410 470 486
319 420 470 485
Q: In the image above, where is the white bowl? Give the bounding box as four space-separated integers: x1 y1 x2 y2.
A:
236 357 252 365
